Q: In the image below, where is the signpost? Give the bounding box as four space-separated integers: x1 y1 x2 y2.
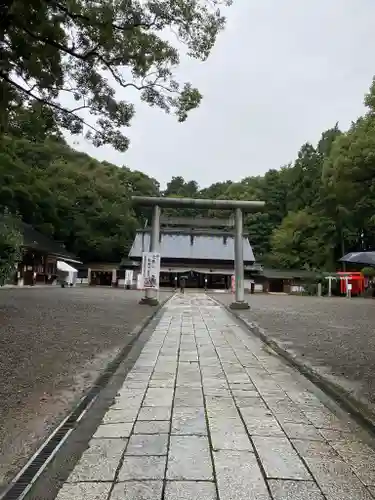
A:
141 252 161 290
125 269 133 289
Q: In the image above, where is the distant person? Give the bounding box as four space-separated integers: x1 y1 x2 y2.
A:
180 277 186 294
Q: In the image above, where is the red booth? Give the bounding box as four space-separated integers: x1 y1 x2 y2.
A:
337 271 365 295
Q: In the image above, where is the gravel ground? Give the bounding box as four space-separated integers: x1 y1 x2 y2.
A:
0 287 170 489
216 293 375 418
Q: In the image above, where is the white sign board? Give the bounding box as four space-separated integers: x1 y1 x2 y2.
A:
125 269 134 286
141 252 161 290
137 274 144 290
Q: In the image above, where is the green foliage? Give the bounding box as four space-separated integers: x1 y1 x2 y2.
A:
0 134 160 262
361 267 375 277
1 0 231 150
0 210 23 285
269 211 335 271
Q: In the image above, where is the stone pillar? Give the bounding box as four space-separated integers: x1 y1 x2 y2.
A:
112 268 117 287
140 205 160 305
230 208 249 310
87 268 91 286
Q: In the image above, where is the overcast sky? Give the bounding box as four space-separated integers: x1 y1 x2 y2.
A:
68 0 375 189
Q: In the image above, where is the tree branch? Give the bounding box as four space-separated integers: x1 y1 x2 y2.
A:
50 1 157 31
0 72 102 136
17 23 100 61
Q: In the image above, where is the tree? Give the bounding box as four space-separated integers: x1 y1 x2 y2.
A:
269 210 335 270
322 115 375 253
1 0 231 150
0 210 23 285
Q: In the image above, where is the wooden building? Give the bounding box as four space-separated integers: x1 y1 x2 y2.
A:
15 223 80 286
253 268 318 294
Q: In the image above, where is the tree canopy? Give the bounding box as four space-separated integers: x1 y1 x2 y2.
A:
1 0 230 150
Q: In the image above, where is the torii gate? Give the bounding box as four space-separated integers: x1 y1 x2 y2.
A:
131 196 265 309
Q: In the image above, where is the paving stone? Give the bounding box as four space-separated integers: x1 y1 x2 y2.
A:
134 420 170 434
180 353 199 362
238 401 270 415
208 415 245 434
55 482 111 500
303 410 349 430
281 423 324 441
330 439 375 486
172 406 207 435
67 439 126 482
143 388 174 407
151 371 176 380
126 434 168 455
253 436 311 480
286 391 326 409
138 406 172 421
126 372 152 381
164 481 217 500
111 397 144 411
149 379 175 388
93 422 133 439
102 408 138 424
292 439 338 460
116 389 146 400
235 396 264 408
226 374 252 384
210 430 253 451
268 480 324 500
202 379 229 389
111 481 163 500
214 450 270 500
118 455 167 480
122 381 149 390
276 410 311 425
299 454 374 500
318 428 353 441
203 387 231 397
167 435 213 480
231 389 258 398
174 387 204 406
243 414 285 437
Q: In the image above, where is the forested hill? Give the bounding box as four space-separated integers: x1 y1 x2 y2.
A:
2 87 375 268
0 134 160 262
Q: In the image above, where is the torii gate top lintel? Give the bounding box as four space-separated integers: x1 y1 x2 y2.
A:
131 196 265 211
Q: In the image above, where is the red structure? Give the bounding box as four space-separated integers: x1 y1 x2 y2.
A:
337 271 365 295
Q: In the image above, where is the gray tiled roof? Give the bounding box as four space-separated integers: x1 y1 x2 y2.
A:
129 231 255 262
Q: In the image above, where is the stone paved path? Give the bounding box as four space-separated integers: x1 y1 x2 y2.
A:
56 294 375 500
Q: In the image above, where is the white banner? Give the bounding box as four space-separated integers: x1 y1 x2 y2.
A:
125 269 134 286
141 252 161 290
137 274 144 290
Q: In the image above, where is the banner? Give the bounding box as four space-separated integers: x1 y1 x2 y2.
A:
231 275 235 293
141 252 161 290
125 269 134 286
137 274 144 290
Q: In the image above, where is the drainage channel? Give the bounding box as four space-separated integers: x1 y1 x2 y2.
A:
0 302 166 500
